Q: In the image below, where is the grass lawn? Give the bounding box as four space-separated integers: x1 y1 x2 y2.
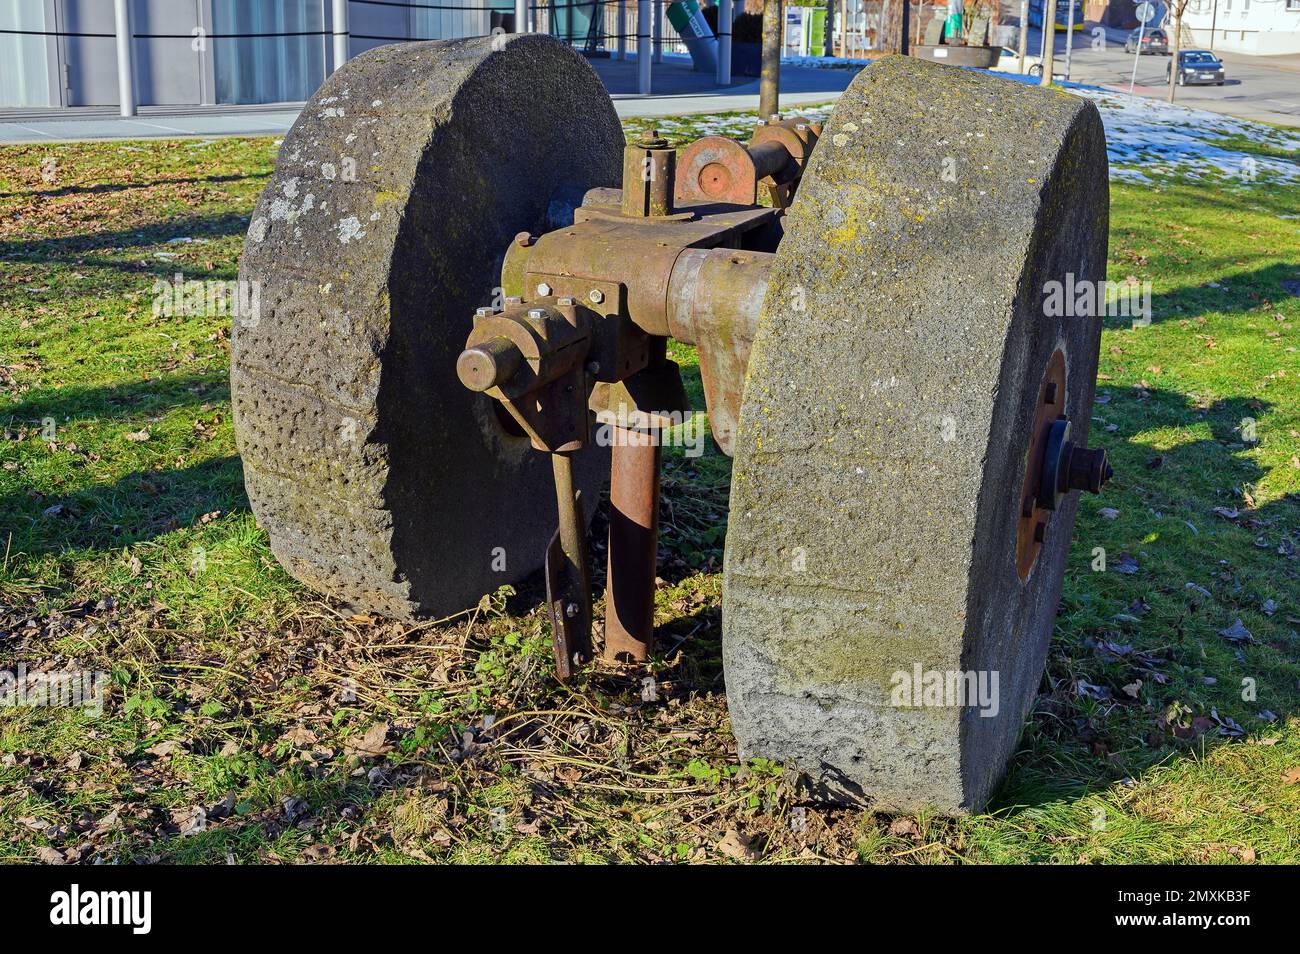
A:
1 106 1298 864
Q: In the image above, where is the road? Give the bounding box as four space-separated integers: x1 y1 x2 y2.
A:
1016 22 1300 128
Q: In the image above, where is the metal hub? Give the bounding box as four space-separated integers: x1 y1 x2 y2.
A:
1016 348 1112 579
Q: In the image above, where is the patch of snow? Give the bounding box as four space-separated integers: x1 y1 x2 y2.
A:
1072 87 1300 184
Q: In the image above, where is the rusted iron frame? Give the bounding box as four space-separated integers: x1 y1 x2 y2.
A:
501 208 776 671
459 126 817 677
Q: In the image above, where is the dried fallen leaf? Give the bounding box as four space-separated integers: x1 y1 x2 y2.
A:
144 740 186 758
717 829 760 861
1113 554 1140 574
1218 619 1253 644
888 816 922 839
124 429 151 442
279 726 319 748
344 722 391 760
1282 767 1300 785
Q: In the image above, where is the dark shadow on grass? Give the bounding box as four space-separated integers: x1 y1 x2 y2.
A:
2 371 228 431
1100 261 1300 331
0 211 251 262
988 389 1299 821
2 455 246 558
0 173 266 202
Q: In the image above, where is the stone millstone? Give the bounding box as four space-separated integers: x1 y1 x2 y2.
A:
722 56 1109 814
232 35 622 618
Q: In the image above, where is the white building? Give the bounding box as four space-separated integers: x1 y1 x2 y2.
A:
1182 0 1300 55
0 0 606 109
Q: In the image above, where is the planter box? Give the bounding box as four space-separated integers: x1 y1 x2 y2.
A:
911 44 1001 68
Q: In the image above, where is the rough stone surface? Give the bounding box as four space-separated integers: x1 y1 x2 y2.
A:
722 55 1109 814
233 35 623 618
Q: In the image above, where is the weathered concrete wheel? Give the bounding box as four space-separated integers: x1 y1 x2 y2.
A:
722 56 1109 814
232 35 621 618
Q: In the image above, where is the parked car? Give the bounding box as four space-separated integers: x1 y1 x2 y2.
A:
1124 28 1168 54
1166 49 1226 85
991 48 1044 78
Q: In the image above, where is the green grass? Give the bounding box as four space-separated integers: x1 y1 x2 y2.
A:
1 117 1298 865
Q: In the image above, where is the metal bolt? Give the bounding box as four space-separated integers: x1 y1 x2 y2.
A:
514 231 534 247
505 295 522 306
564 602 579 619
640 127 659 141
1065 445 1113 494
586 360 601 375
588 288 605 305
474 306 492 318
769 113 780 123
536 282 552 297
527 307 547 320
557 296 574 307
796 123 808 133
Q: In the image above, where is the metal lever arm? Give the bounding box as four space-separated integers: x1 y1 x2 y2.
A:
545 452 592 681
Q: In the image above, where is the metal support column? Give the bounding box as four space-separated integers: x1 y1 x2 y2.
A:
638 0 652 93
653 0 664 63
515 0 529 32
618 0 628 59
717 0 733 85
113 0 135 117
603 430 661 662
332 0 350 72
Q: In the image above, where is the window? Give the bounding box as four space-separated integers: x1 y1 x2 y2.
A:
212 0 326 105
0 0 55 107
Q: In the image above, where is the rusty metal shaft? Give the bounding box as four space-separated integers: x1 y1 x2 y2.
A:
604 427 661 662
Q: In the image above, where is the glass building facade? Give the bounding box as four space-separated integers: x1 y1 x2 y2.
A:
0 0 521 108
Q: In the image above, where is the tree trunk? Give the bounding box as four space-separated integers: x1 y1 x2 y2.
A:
1039 0 1057 86
1167 8 1182 103
882 0 903 53
759 0 783 120
825 0 836 57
